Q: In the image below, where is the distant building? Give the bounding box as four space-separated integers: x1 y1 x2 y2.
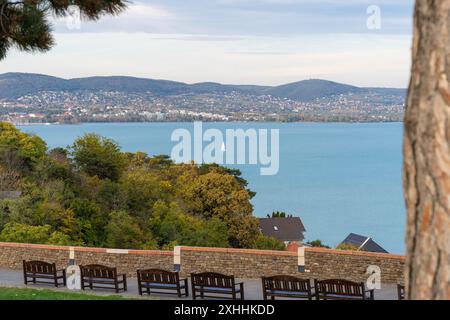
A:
258 217 306 246
339 233 388 253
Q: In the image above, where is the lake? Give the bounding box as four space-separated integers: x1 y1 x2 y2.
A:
20 122 406 253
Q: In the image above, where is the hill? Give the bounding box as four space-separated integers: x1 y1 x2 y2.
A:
0 73 406 101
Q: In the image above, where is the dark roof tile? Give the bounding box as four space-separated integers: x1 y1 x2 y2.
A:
258 217 305 242
341 233 388 253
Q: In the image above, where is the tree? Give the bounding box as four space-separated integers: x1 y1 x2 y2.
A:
254 235 285 251
0 122 47 171
148 201 229 249
267 211 293 218
105 211 148 249
179 169 258 247
307 240 330 249
71 133 126 181
404 1 450 300
0 222 51 243
0 0 126 59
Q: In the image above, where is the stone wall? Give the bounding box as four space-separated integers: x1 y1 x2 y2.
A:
304 248 405 283
0 242 405 283
179 246 405 284
0 242 173 277
179 247 298 278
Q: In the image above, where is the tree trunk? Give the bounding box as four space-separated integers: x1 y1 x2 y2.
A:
404 0 450 300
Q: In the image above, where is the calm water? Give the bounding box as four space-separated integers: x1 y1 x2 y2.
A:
20 122 406 253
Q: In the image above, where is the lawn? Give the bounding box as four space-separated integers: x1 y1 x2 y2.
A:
0 287 125 300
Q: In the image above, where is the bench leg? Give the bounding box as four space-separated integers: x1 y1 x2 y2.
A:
192 286 196 300
123 275 127 292
184 279 189 297
63 270 67 287
23 267 28 285
240 283 244 300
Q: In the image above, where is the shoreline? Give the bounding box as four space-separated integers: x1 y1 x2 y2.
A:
14 120 405 126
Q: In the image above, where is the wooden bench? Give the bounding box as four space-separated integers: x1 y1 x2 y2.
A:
397 284 405 300
191 272 244 300
262 275 313 300
80 264 127 293
23 260 66 287
314 279 374 300
137 269 188 297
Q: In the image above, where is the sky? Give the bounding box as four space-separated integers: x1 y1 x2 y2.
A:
0 0 415 87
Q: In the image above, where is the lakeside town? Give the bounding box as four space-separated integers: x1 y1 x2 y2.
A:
0 89 405 124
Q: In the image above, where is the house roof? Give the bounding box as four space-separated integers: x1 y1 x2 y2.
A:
340 233 388 253
258 217 306 242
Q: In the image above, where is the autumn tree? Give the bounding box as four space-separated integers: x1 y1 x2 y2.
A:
178 169 259 247
404 0 450 300
0 0 126 59
71 133 126 181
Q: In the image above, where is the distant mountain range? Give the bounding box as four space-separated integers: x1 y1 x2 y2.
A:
0 73 406 101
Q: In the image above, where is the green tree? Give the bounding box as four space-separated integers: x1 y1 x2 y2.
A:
47 231 75 246
121 169 171 216
105 211 149 249
254 235 285 251
0 0 126 59
179 170 258 248
0 122 47 172
68 198 107 246
0 222 51 244
267 211 293 218
149 201 228 249
307 240 330 248
71 133 126 181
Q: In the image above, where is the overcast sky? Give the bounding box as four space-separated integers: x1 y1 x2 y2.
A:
0 0 414 87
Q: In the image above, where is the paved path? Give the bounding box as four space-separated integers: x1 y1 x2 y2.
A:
0 268 398 300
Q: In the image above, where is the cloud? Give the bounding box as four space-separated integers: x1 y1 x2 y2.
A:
0 32 411 88
0 1 414 87
50 0 414 36
52 2 176 33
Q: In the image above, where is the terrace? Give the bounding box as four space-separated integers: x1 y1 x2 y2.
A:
0 242 404 300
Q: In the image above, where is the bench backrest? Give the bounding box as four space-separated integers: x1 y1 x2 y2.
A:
138 269 179 284
191 272 235 288
80 264 117 279
263 275 311 293
23 260 56 274
315 279 365 297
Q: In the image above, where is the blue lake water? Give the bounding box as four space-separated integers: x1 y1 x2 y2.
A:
19 122 406 253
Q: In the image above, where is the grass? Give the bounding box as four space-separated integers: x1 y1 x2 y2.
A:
0 287 126 300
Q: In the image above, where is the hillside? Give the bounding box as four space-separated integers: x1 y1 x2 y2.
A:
0 73 406 101
264 79 364 101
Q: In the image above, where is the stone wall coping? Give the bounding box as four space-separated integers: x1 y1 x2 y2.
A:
179 246 298 257
0 242 406 260
180 246 406 260
0 242 173 256
305 247 406 260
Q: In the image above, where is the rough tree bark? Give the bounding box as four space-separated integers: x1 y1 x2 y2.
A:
404 0 450 300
